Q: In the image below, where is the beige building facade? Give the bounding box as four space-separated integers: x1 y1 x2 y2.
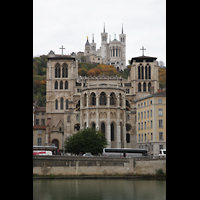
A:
45 49 160 152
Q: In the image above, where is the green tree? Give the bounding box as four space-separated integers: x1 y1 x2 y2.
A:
65 128 107 155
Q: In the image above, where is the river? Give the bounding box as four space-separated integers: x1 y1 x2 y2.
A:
33 179 166 200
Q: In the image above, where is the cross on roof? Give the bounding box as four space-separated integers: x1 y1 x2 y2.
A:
59 45 65 55
140 46 146 56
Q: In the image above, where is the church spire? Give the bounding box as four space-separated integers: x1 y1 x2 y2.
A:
104 22 105 33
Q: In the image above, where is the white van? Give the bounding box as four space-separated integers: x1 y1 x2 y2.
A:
33 150 52 155
159 149 166 158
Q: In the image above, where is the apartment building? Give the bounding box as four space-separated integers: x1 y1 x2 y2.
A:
135 90 166 156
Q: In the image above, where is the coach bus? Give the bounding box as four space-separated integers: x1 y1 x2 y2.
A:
102 148 148 157
33 145 57 155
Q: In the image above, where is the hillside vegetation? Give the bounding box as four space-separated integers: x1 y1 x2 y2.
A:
33 55 166 106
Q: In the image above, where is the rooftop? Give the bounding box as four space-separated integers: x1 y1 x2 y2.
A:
130 55 157 64
134 90 166 102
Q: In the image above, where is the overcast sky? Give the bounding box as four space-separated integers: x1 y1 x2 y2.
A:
33 0 166 66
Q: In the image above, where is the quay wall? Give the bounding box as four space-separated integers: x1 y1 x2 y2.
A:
33 156 166 176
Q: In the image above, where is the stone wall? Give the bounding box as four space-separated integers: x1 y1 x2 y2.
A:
33 156 166 176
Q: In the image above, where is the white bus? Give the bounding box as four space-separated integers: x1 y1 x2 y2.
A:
102 148 147 157
159 149 166 158
33 150 52 155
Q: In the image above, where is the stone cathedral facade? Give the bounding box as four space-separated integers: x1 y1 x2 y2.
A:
46 50 159 151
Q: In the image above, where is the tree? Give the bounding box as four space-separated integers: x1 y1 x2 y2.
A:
78 68 88 76
65 128 107 155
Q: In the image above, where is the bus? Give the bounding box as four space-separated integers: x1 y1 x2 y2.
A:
102 148 148 157
33 145 57 155
159 149 166 158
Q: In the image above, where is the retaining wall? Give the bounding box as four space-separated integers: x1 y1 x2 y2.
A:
33 156 166 176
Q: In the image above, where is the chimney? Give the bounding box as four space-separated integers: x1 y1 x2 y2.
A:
150 86 154 94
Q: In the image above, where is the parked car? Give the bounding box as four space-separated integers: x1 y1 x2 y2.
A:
83 152 93 156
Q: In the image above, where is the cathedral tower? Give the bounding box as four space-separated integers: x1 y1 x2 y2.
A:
84 36 90 56
101 23 108 63
119 24 126 68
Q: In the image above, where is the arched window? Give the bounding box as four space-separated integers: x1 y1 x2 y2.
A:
111 123 114 141
66 99 68 109
148 66 151 79
84 93 87 107
55 63 61 78
101 122 105 135
76 100 80 111
113 47 115 57
90 92 96 106
141 65 144 79
55 81 58 89
138 82 141 92
126 133 130 143
62 63 68 78
138 66 140 79
100 92 106 105
143 82 146 92
65 81 68 89
126 100 131 111
60 98 63 110
148 82 151 92
119 93 122 107
92 122 96 129
55 99 58 110
60 81 63 89
110 92 116 105
145 66 148 79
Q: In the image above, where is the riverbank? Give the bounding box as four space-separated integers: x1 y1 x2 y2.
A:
33 174 166 180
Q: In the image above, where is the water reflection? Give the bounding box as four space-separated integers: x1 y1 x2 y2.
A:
33 179 166 200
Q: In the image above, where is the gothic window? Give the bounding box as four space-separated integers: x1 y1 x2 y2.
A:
138 66 140 79
62 63 68 78
111 123 114 141
126 100 131 111
141 65 144 79
55 81 58 89
76 100 80 111
145 66 148 79
126 133 130 143
55 99 58 110
143 82 146 92
138 82 141 92
100 92 106 105
92 122 96 129
90 92 96 106
148 66 151 79
113 48 115 57
55 63 61 78
60 97 63 110
66 99 69 109
119 93 122 107
60 81 63 89
65 81 68 89
110 92 116 106
84 93 87 107
148 82 151 92
101 122 105 135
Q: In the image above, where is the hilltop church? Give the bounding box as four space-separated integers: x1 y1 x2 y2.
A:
83 24 126 71
45 43 159 153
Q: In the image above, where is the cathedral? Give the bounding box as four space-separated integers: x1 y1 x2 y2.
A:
84 23 126 71
45 47 159 152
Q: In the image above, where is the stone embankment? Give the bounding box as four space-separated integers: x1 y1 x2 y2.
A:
33 156 166 177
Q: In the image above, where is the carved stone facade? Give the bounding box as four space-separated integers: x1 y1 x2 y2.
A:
46 51 159 151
